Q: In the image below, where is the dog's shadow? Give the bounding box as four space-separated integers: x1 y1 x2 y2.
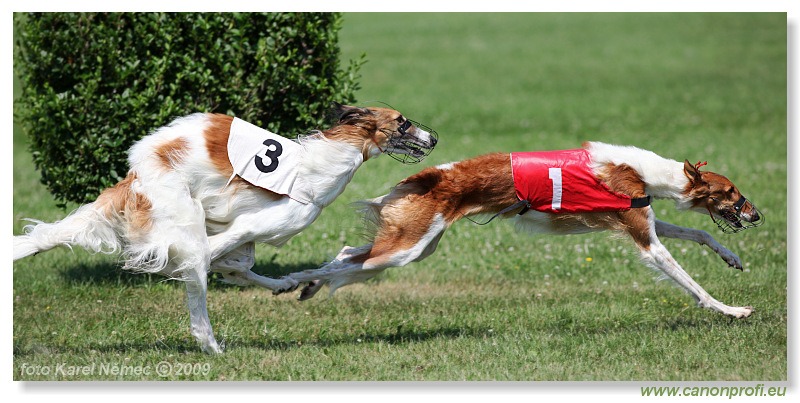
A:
17 324 490 357
16 316 724 357
241 325 489 352
58 260 320 289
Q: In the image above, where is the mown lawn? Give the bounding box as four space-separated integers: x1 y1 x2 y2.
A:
12 13 786 381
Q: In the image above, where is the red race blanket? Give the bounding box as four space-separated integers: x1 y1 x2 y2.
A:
511 149 636 214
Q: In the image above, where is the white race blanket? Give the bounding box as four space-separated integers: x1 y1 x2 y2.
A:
227 118 312 204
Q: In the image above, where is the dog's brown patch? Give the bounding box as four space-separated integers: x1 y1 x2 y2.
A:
155 137 189 170
445 153 519 220
202 114 286 199
203 113 235 177
388 153 518 222
594 163 652 249
618 209 652 249
96 172 153 238
596 163 648 199
357 153 519 265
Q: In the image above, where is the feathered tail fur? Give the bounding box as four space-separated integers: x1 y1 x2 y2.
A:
13 201 121 260
12 169 171 275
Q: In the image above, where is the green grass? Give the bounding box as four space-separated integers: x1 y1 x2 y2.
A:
13 13 786 381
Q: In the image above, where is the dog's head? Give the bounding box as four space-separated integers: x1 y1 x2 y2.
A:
328 103 438 164
683 160 763 233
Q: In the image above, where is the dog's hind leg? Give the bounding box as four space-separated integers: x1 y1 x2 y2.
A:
655 220 742 270
211 242 256 286
625 209 753 318
282 156 516 300
294 245 373 300
282 213 449 300
284 247 385 301
209 241 300 291
133 169 223 353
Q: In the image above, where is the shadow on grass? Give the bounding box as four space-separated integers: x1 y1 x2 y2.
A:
58 260 322 289
14 312 761 358
14 324 490 357
540 311 758 337
242 324 492 352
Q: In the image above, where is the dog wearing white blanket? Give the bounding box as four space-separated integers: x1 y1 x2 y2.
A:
13 103 438 353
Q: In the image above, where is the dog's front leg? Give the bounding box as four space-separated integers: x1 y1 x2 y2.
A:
641 240 754 318
655 220 743 270
628 210 753 318
174 231 222 353
185 269 222 354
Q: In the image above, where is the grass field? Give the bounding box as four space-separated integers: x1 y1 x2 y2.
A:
12 13 787 381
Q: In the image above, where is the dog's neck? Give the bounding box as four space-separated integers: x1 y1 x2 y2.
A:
296 135 365 207
586 142 691 206
635 159 690 202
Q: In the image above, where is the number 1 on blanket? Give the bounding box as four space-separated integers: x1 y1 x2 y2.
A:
549 167 562 211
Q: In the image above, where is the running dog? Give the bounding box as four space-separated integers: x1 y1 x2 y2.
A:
277 142 763 319
13 104 438 353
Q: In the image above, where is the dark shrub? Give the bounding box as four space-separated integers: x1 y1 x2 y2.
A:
15 12 363 206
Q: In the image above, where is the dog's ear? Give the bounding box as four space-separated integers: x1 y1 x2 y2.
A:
683 159 704 184
331 101 348 116
333 103 372 124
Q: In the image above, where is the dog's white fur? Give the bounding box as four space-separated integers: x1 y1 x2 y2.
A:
277 142 760 320
13 105 437 353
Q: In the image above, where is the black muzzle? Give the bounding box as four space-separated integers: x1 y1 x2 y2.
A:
710 196 764 234
385 119 439 164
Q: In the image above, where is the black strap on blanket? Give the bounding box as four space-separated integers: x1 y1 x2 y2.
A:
465 199 532 226
630 195 652 208
466 195 651 226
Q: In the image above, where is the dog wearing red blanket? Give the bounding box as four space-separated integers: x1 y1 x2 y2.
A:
277 141 763 319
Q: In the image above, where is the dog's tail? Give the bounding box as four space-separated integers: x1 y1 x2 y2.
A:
13 201 121 261
353 194 389 235
13 172 148 263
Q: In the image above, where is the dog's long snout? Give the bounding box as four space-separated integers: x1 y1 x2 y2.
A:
745 209 763 225
709 195 764 233
741 199 762 223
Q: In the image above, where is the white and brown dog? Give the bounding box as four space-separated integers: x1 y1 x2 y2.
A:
13 104 438 353
277 142 763 320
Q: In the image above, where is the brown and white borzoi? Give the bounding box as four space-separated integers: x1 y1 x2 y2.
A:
276 142 763 319
13 104 437 353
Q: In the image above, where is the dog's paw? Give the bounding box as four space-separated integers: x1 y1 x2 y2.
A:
298 280 325 301
271 277 300 295
198 337 224 354
726 306 754 319
719 249 743 271
334 244 372 261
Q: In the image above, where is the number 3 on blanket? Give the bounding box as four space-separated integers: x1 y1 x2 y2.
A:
549 167 563 211
254 139 283 173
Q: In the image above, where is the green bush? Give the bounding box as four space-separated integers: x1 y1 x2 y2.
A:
14 12 364 206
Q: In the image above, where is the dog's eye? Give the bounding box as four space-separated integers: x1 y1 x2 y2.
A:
397 119 412 134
